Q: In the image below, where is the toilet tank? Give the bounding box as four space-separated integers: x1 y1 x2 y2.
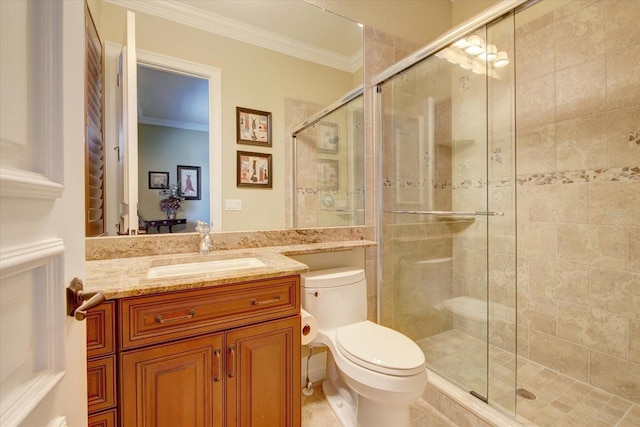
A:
301 267 367 330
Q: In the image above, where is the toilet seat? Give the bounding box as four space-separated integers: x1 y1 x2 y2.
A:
336 321 425 376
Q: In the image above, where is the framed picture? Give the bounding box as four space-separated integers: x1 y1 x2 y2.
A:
148 171 169 189
237 151 272 188
177 165 201 200
318 121 339 153
236 107 272 146
318 159 339 189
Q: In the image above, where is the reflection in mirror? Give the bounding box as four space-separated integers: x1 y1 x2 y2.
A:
89 0 363 236
293 89 364 227
136 65 210 234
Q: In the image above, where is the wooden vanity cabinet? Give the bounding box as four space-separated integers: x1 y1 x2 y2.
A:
86 301 118 427
120 333 224 426
118 275 301 427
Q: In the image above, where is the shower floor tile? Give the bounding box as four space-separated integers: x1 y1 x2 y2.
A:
418 329 640 426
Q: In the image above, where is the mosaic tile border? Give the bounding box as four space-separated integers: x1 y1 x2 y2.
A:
516 166 640 186
382 166 640 190
296 187 365 195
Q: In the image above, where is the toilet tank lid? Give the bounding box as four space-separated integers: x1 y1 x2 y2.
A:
301 267 365 288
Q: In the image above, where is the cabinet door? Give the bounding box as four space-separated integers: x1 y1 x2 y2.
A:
121 334 224 427
226 317 301 427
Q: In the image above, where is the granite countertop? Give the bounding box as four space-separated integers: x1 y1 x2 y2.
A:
85 240 376 299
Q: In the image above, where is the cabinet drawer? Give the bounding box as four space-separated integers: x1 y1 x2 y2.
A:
88 409 117 427
120 275 299 350
86 301 115 358
87 355 117 414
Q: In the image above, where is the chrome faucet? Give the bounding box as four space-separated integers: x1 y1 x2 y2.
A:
195 220 212 255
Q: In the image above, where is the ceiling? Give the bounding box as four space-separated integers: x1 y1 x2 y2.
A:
137 65 210 132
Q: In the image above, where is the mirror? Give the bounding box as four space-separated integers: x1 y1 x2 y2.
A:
88 0 363 236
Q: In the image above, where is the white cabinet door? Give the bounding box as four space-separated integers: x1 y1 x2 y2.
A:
0 1 86 426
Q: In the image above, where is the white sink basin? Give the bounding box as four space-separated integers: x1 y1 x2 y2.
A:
147 257 266 279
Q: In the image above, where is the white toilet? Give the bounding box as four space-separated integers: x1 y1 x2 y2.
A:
301 267 427 427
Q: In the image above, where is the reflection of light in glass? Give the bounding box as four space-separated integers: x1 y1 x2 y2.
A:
493 51 510 67
464 35 484 56
452 38 468 49
479 44 497 62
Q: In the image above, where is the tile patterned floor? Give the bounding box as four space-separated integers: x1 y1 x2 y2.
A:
419 330 640 426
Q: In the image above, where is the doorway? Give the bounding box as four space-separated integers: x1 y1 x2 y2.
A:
103 43 222 235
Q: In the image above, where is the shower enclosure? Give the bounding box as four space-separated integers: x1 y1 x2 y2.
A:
292 88 365 228
376 0 639 425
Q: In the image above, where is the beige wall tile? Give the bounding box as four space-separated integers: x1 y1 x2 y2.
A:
555 113 608 171
517 256 531 294
556 58 606 122
452 247 487 299
488 131 514 179
530 259 590 305
518 221 557 260
452 215 487 251
590 267 640 319
489 252 516 290
557 302 628 358
516 74 556 129
518 324 530 359
518 292 557 335
515 123 556 175
553 0 605 70
557 224 627 269
515 17 554 83
590 181 640 226
619 405 640 426
629 227 640 273
529 330 590 382
590 351 640 404
630 319 640 364
519 183 589 224
607 106 640 168
606 44 640 111
605 0 640 52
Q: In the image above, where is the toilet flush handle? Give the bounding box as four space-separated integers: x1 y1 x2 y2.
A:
308 291 319 297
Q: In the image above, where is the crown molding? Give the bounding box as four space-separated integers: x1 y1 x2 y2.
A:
138 115 208 133
105 0 362 73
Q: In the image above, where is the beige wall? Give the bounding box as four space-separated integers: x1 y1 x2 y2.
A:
308 0 453 47
93 1 357 232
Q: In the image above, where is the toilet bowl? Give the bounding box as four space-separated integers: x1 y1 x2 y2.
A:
302 267 427 427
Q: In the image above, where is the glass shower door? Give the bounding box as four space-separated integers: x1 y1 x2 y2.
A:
293 94 365 228
378 17 516 416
